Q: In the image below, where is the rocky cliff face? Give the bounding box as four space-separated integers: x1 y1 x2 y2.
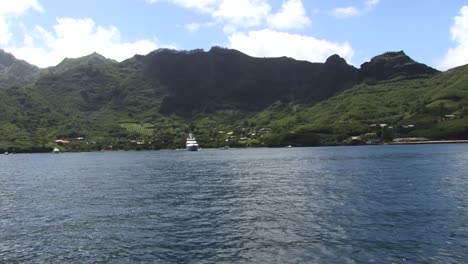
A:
133 47 359 113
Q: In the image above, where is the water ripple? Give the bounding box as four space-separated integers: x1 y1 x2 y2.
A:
1 145 468 263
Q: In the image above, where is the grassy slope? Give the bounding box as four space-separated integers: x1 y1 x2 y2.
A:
247 64 468 145
1 54 468 151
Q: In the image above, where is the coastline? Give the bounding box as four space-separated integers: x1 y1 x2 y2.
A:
389 140 468 145
4 140 468 154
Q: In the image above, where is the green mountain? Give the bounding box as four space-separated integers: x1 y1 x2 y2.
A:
250 63 468 146
138 47 359 113
44 52 117 74
0 49 40 88
0 47 466 152
360 51 439 82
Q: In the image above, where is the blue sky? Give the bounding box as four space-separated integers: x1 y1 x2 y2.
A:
1 0 467 70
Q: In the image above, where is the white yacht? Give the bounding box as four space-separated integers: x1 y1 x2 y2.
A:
186 133 199 151
53 147 60 153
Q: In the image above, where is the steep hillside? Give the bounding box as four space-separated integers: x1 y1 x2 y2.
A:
248 64 468 146
135 47 359 113
0 49 40 88
44 52 117 74
0 48 465 151
360 51 439 82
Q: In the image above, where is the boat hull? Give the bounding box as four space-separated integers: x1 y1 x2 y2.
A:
186 145 199 151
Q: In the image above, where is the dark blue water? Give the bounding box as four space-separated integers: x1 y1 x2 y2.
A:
1 145 468 263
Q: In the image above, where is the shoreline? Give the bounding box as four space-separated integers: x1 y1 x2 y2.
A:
3 140 468 154
388 140 468 145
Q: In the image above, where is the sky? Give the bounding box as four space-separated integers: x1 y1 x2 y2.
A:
1 0 468 70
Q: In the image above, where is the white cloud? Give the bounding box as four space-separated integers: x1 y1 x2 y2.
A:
228 29 354 63
151 1 350 64
0 0 43 45
267 0 311 30
440 6 468 69
148 0 218 13
332 6 361 18
149 0 271 31
0 0 43 15
7 17 168 67
332 0 379 19
150 0 312 32
184 22 201 32
183 21 215 32
213 0 271 28
365 0 379 10
0 18 10 45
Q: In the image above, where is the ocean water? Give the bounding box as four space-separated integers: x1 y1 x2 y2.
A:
1 145 468 263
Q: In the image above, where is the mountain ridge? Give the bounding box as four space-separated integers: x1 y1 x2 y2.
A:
0 49 40 88
45 52 117 75
360 51 440 82
0 47 466 152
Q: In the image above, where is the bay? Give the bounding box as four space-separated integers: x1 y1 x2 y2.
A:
1 145 468 263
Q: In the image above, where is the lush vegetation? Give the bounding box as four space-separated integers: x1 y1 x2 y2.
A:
1 48 467 153
0 49 40 88
246 64 468 145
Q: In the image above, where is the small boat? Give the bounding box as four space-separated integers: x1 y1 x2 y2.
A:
4 152 8 155
53 147 60 153
186 133 199 151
